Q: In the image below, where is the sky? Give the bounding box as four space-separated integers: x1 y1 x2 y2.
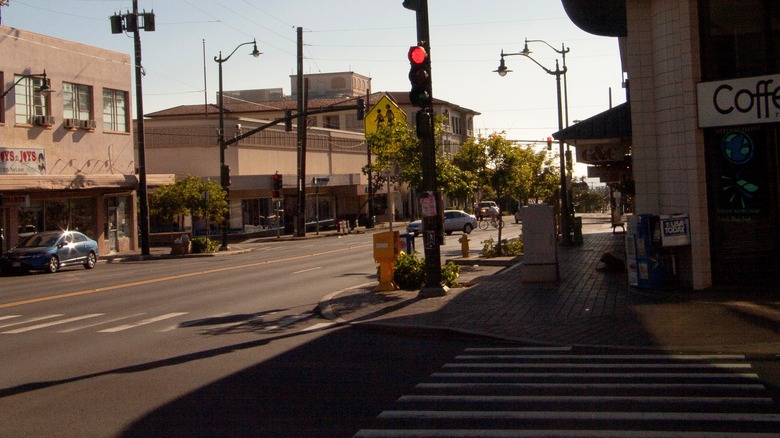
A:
2 0 626 177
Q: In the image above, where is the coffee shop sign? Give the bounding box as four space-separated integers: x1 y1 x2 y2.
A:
698 73 780 128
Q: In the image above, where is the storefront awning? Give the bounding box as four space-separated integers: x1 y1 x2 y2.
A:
0 174 174 192
552 102 631 165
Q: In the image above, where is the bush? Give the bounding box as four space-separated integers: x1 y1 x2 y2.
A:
481 236 523 258
393 251 425 290
440 261 460 288
191 236 218 253
392 252 462 290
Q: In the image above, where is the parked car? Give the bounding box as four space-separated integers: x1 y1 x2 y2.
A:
477 201 500 219
1 230 99 274
406 210 477 236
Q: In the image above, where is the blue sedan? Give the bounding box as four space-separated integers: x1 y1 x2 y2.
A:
1 230 99 274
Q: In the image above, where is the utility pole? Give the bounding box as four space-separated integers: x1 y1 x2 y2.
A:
295 27 307 237
111 2 155 256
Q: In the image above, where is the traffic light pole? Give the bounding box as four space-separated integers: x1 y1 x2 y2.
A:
404 0 446 298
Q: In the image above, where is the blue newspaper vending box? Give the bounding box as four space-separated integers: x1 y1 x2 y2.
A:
626 214 664 289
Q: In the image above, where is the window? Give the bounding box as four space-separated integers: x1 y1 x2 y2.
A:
63 82 92 121
451 116 462 135
14 74 49 125
323 114 340 129
700 0 780 80
103 88 128 132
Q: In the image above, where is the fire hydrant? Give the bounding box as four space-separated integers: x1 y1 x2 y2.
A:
458 234 470 258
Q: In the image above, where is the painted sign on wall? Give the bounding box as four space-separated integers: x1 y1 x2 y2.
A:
0 148 46 175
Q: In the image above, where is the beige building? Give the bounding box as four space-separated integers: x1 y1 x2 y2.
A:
143 72 479 234
0 25 167 254
556 0 780 292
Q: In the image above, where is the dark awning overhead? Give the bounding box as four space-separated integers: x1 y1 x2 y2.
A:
561 0 627 37
552 102 631 143
553 102 631 165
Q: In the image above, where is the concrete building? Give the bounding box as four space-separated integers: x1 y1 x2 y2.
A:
0 25 169 254
143 71 479 235
556 0 779 292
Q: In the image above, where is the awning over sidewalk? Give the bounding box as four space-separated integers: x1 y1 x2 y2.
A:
0 174 174 192
552 102 631 165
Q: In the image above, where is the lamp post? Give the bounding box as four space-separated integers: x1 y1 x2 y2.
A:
1 70 51 99
496 44 573 245
214 39 261 251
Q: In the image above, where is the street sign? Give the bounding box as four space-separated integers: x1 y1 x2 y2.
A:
364 95 407 135
313 177 330 185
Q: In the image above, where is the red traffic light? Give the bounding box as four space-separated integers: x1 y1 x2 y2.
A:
408 46 427 65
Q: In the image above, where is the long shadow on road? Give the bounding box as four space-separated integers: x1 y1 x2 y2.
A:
118 327 502 438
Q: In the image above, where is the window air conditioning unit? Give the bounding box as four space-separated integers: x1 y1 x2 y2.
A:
64 118 79 130
34 115 55 127
80 119 97 131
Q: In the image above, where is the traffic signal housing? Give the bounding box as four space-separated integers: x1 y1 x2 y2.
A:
284 110 293 132
408 45 432 107
272 172 282 198
356 98 365 121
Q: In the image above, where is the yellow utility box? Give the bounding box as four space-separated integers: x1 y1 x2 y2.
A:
373 231 400 291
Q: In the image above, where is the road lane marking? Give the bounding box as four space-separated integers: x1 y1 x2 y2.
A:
293 266 322 274
0 314 63 330
302 322 337 332
58 313 147 333
0 244 370 310
98 312 188 333
2 314 103 334
0 315 22 322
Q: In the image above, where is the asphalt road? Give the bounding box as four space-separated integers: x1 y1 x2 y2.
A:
0 222 514 437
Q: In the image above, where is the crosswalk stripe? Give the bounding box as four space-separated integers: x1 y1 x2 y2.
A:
396 395 775 406
431 371 761 379
98 312 188 333
2 314 103 334
416 382 768 391
355 430 780 437
377 410 780 422
443 362 752 369
455 354 746 360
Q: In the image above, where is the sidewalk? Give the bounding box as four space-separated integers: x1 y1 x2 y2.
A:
321 228 780 355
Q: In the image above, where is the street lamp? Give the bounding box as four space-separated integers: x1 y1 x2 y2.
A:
214 39 261 251
496 44 573 245
1 70 52 99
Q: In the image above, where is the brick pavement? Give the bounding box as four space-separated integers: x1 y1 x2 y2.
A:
323 231 780 355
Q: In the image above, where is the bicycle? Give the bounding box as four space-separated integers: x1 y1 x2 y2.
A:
478 216 504 230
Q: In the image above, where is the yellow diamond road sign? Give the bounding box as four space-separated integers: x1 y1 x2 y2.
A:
364 95 407 135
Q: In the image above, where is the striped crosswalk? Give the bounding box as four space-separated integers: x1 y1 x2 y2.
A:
355 347 780 437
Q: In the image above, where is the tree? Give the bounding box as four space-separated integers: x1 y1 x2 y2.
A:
364 116 462 195
148 174 228 230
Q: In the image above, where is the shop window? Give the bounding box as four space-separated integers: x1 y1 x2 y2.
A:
63 82 93 122
14 74 50 125
241 197 277 230
103 88 128 132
